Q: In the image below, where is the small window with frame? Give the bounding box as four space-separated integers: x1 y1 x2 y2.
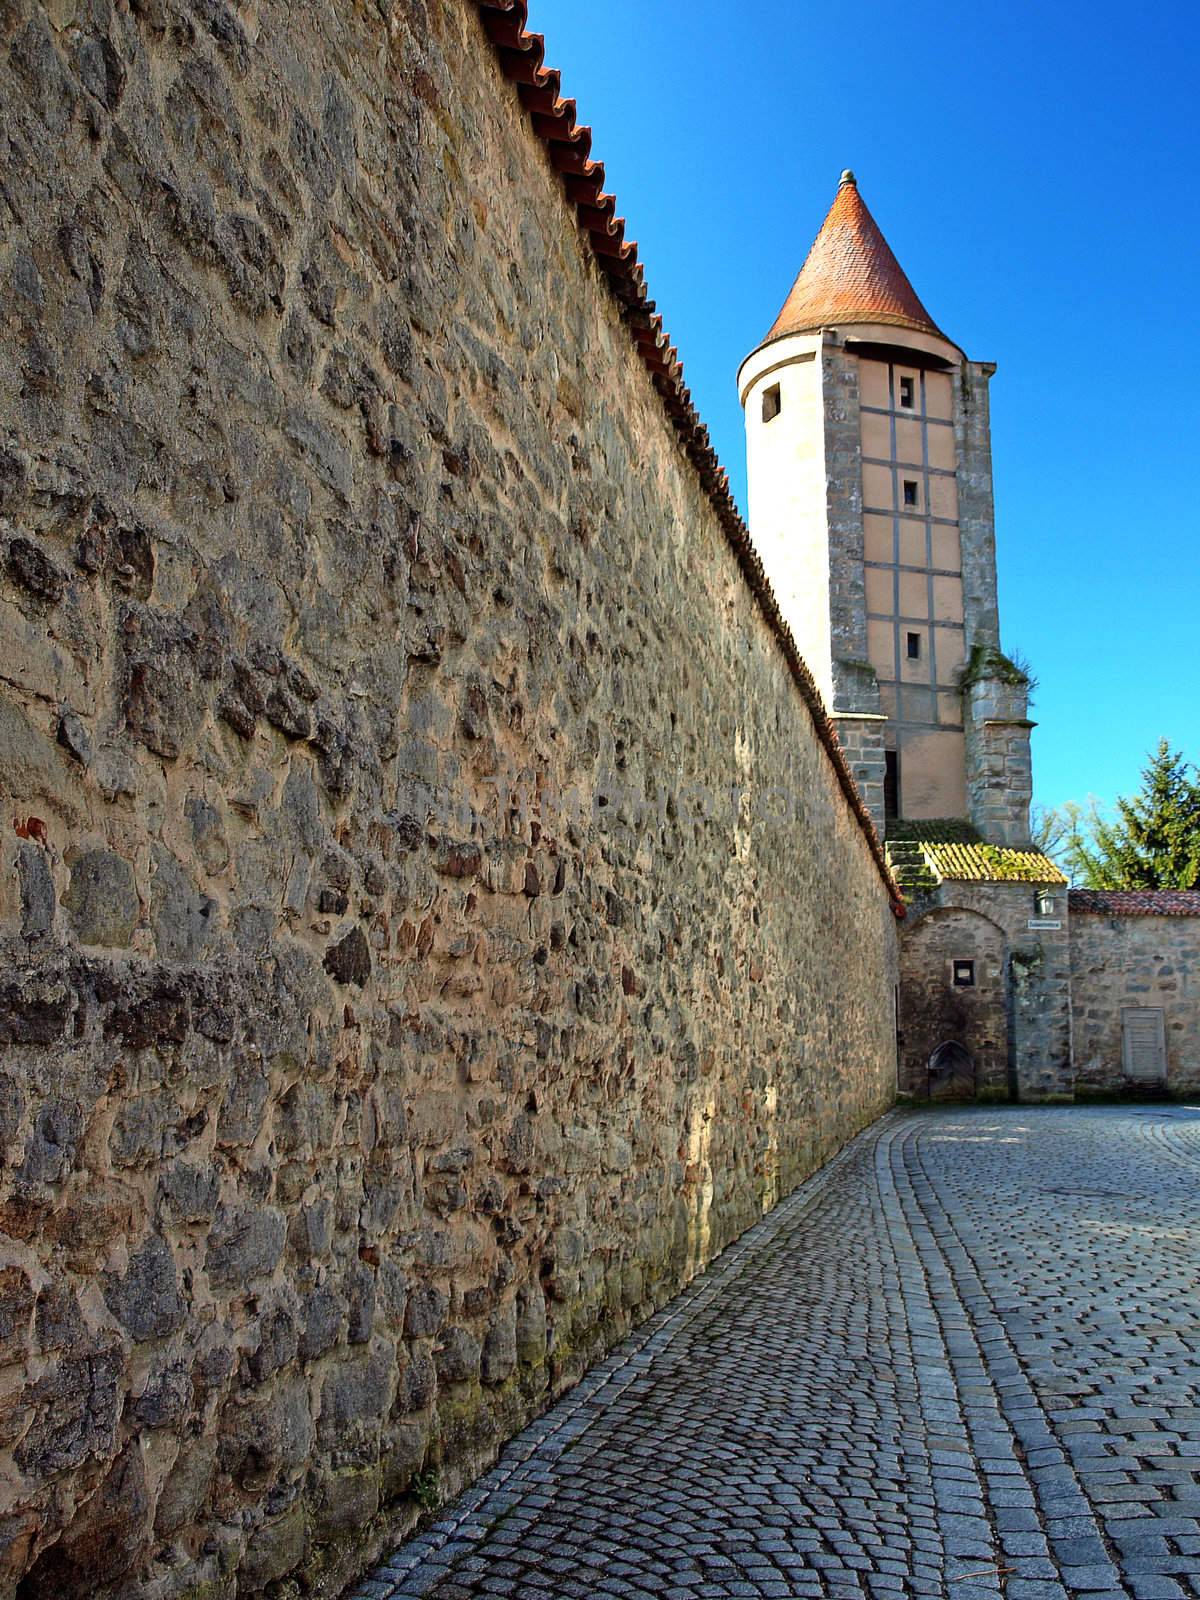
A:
952 959 975 988
762 383 782 423
899 375 916 409
903 478 919 508
906 631 921 661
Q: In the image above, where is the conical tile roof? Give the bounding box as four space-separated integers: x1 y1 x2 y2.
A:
764 171 946 343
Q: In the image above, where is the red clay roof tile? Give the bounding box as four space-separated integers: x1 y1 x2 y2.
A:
1069 890 1200 917
763 171 945 345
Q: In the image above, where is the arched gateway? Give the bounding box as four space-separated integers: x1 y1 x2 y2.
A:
928 1040 976 1101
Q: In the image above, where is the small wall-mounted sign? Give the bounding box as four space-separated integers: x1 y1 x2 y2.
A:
1027 918 1062 930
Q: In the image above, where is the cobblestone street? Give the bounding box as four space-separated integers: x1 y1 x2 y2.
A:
354 1108 1200 1600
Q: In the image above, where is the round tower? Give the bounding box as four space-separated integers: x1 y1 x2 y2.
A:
738 170 1014 836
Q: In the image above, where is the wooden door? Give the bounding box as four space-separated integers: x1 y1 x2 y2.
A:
1122 1007 1166 1085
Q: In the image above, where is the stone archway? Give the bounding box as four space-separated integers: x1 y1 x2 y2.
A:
928 1039 976 1101
898 908 1009 1100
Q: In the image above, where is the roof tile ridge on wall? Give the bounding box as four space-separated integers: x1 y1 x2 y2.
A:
1069 889 1200 917
472 0 904 917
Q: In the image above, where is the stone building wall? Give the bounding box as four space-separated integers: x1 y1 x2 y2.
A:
0 2 900 1595
899 883 1072 1101
897 907 1009 1098
1071 908 1200 1095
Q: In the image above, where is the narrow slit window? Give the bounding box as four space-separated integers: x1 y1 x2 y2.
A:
903 479 919 508
884 750 899 819
906 631 921 660
899 375 915 409
952 959 975 988
762 383 781 423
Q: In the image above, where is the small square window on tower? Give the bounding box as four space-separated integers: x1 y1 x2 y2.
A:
952 959 975 988
906 631 921 660
902 479 919 508
899 375 915 409
762 383 782 423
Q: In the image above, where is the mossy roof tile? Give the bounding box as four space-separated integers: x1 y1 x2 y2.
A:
885 820 1066 888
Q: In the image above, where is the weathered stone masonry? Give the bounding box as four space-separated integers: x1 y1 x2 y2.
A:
0 3 900 1595
898 882 1072 1103
1070 894 1200 1097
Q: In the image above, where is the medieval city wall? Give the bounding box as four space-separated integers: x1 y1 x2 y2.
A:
0 2 900 1594
1070 910 1200 1095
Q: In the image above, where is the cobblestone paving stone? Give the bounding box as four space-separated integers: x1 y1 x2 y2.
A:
351 1107 1200 1600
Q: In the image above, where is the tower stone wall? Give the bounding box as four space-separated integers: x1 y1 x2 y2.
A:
964 675 1035 847
822 337 874 687
955 362 1003 654
833 712 888 834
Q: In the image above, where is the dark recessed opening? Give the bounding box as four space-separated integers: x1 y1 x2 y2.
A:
899 375 915 408
762 383 781 423
906 631 921 660
952 959 975 988
903 479 919 507
846 339 954 372
884 749 899 818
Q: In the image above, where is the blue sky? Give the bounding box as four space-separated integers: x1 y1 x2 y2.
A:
533 0 1199 815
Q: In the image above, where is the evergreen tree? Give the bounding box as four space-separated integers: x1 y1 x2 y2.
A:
1063 741 1200 889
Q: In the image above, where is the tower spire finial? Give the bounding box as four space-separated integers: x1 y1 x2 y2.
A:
840 168 856 186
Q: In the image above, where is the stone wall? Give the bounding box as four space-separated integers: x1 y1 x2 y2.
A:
1071 910 1200 1096
963 676 1034 848
899 883 1072 1101
0 2 900 1594
821 336 872 703
897 906 1009 1098
832 710 887 838
953 361 1000 655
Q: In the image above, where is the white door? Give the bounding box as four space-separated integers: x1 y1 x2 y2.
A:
1122 1007 1167 1084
